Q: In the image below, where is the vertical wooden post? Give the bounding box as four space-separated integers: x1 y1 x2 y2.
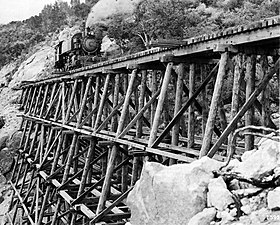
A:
151 70 158 123
92 76 100 127
201 65 208 135
23 87 32 113
111 74 120 132
94 75 110 130
218 100 227 131
77 138 96 196
136 70 147 137
245 55 256 151
131 70 146 185
188 63 195 148
148 62 173 147
61 82 66 123
96 69 137 214
260 56 269 129
170 64 184 165
33 85 43 115
27 86 37 114
200 52 228 158
65 79 78 123
227 54 243 153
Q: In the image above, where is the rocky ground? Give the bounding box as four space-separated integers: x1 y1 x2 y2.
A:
127 137 280 225
0 41 55 224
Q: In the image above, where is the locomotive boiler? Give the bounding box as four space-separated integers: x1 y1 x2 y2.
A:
54 29 102 71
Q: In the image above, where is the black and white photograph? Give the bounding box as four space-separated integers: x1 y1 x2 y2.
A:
0 0 279 224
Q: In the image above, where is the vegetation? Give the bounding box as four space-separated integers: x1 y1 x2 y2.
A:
0 0 279 68
0 0 94 68
106 0 279 53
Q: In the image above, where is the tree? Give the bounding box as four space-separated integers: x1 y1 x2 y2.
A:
107 14 136 53
107 0 198 51
72 3 91 18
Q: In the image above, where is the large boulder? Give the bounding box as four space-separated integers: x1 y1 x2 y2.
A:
188 207 216 225
207 177 235 211
8 46 54 89
127 157 223 225
267 187 280 210
233 139 280 179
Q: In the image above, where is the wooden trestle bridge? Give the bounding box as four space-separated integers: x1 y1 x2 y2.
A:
7 16 280 225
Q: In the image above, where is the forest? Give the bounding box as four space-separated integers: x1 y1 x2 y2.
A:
0 0 279 68
0 0 95 68
105 0 279 53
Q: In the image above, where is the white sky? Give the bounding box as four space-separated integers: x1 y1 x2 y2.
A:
0 0 85 24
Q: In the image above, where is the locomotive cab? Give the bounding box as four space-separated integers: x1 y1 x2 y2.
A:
54 41 64 70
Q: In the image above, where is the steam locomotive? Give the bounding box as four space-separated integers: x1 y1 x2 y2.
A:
54 29 102 71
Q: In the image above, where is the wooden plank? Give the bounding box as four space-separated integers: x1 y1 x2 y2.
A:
227 54 243 154
91 187 133 223
245 55 256 151
146 147 195 163
170 63 184 165
188 63 195 148
200 52 229 157
94 75 110 130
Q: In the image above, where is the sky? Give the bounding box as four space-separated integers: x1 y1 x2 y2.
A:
0 0 84 24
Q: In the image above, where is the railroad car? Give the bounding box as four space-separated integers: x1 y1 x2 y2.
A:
54 29 102 71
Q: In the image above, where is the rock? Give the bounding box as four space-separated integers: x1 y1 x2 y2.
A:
0 174 6 185
207 177 234 211
188 208 216 225
216 210 235 224
240 149 257 162
127 157 223 225
0 187 13 221
267 187 280 210
271 113 280 129
233 139 280 179
6 130 22 153
0 116 5 129
248 207 269 224
8 46 54 88
241 204 252 215
229 208 237 217
232 188 262 198
274 167 280 177
0 135 9 150
224 159 241 171
0 62 17 85
0 148 14 176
